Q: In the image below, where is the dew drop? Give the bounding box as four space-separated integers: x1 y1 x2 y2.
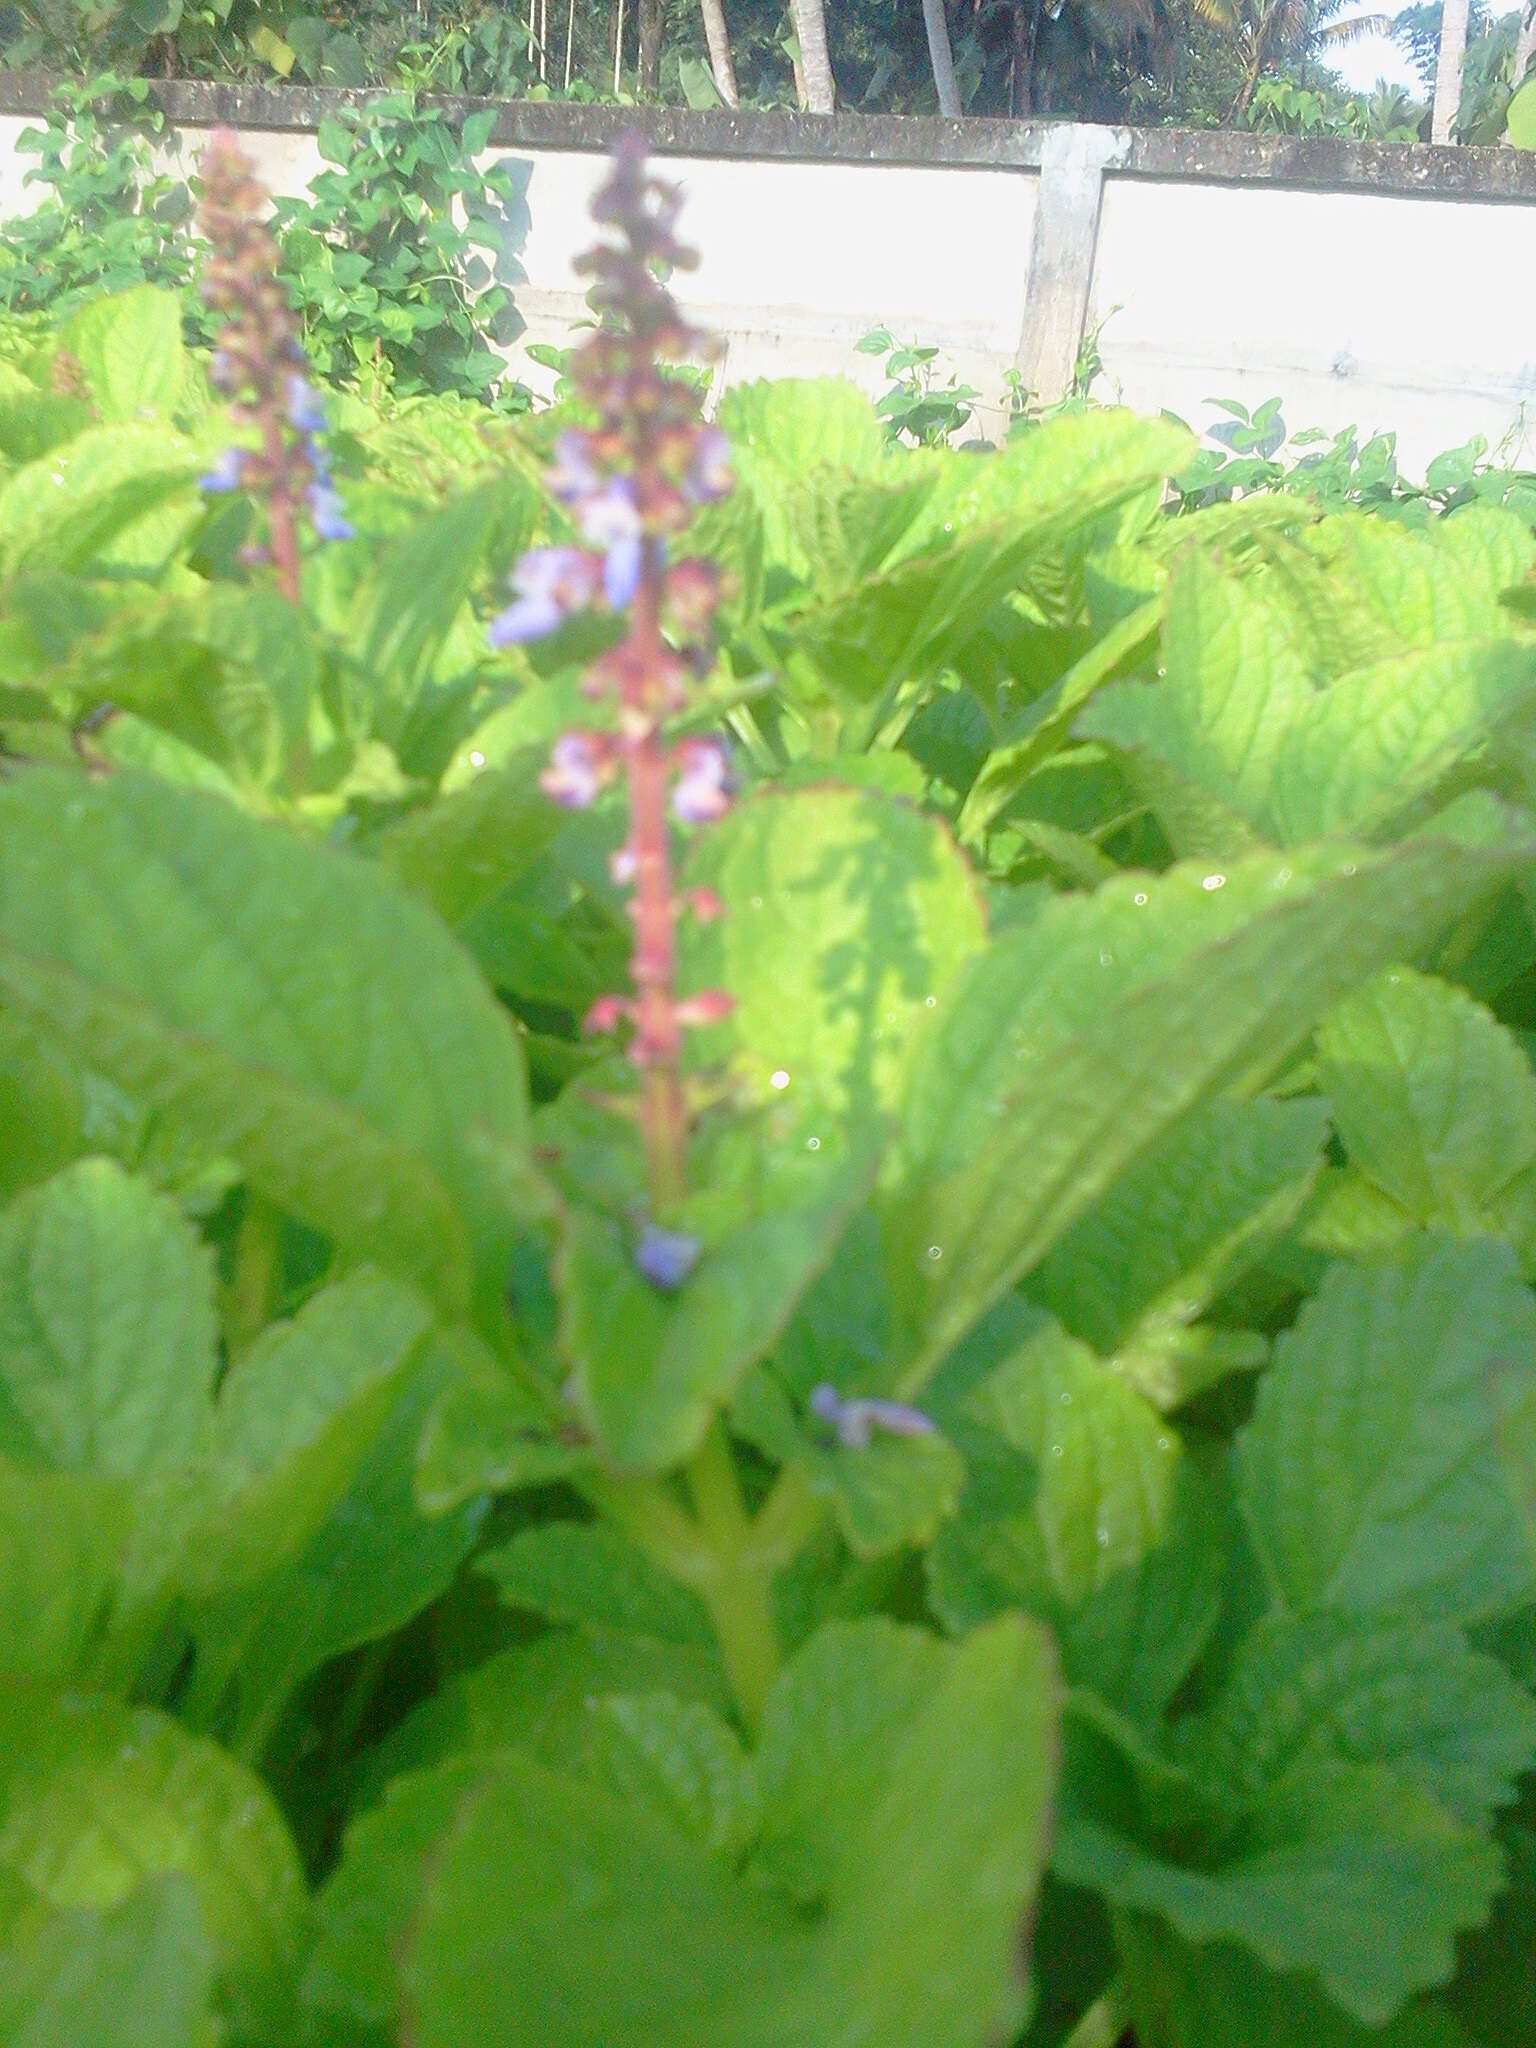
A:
926 1244 943 1261
468 749 486 768
1156 1434 1171 1452
750 895 763 910
1341 861 1357 877
1059 1389 1072 1405
1099 949 1114 967
806 1136 821 1151
770 1069 791 1090
924 995 937 1009
1050 1442 1065 1459
1133 891 1148 906
1201 873 1226 892
1273 866 1293 886
1095 1524 1112 1548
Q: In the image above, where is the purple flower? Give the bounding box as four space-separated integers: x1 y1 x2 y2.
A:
671 738 733 825
683 427 732 504
307 480 354 542
603 533 645 611
209 349 240 394
287 373 329 435
547 429 601 506
635 1223 702 1291
809 1383 938 1451
199 447 247 494
540 731 609 810
488 547 602 647
577 474 643 550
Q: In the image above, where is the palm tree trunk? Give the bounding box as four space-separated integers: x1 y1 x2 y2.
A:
921 0 963 116
638 0 664 90
1515 3 1536 90
1431 0 1470 143
698 0 740 104
789 0 836 112
1010 0 1040 116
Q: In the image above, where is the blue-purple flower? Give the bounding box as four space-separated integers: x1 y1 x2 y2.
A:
489 546 603 646
634 1222 702 1291
199 446 248 494
540 730 612 810
672 737 733 824
683 427 732 505
809 1383 938 1450
307 480 355 542
547 429 602 506
287 373 329 435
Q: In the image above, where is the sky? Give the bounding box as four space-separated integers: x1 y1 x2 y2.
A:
1327 25 1420 98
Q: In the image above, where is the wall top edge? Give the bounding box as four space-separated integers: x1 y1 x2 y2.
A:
3 73 1536 200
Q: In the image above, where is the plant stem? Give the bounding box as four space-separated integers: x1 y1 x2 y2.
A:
687 1422 782 1732
1061 1983 1128 2048
624 554 688 1210
226 1191 280 1354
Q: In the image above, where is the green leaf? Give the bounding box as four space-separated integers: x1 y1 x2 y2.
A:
0 1874 220 2048
400 1616 1058 2048
60 288 186 424
682 784 985 1122
189 1331 485 1747
0 1160 216 1479
1181 1606 1536 1827
1317 967 1536 1259
1058 1760 1502 2025
1508 75 1536 148
0 1464 131 1686
933 1317 1181 1613
1089 545 1311 799
0 770 530 1320
0 426 201 579
372 750 557 931
717 379 887 573
1118 1920 1484 2048
885 836 1524 1385
182 1268 433 1594
1026 1095 1327 1406
1237 1236 1536 1623
0 1689 306 2040
478 1521 714 1647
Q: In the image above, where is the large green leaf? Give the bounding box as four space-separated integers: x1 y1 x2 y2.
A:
1238 1236 1536 1623
182 1268 433 1593
0 770 530 1319
884 837 1524 1386
0 1689 306 2040
401 1616 1058 2048
1058 1760 1502 2026
0 1159 216 1478
683 784 985 1123
1317 967 1536 1260
0 1464 131 1686
717 378 888 576
1026 1095 1327 1407
0 1874 220 2048
0 425 202 578
1081 549 1313 831
1181 1606 1536 1826
60 288 187 426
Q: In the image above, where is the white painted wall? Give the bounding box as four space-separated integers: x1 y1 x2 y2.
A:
1091 176 1536 469
4 107 1536 471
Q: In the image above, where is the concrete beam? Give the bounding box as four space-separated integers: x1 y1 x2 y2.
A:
1016 124 1130 404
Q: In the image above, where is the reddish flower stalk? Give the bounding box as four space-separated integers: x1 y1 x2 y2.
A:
195 128 351 605
490 135 735 1231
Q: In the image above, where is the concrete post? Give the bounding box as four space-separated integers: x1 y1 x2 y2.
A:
1016 124 1130 404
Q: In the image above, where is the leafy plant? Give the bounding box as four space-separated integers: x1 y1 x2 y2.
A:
855 326 981 446
1 131 1536 2048
0 73 194 318
270 94 526 406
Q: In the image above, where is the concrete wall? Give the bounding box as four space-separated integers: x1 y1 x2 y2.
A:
3 82 1535 470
